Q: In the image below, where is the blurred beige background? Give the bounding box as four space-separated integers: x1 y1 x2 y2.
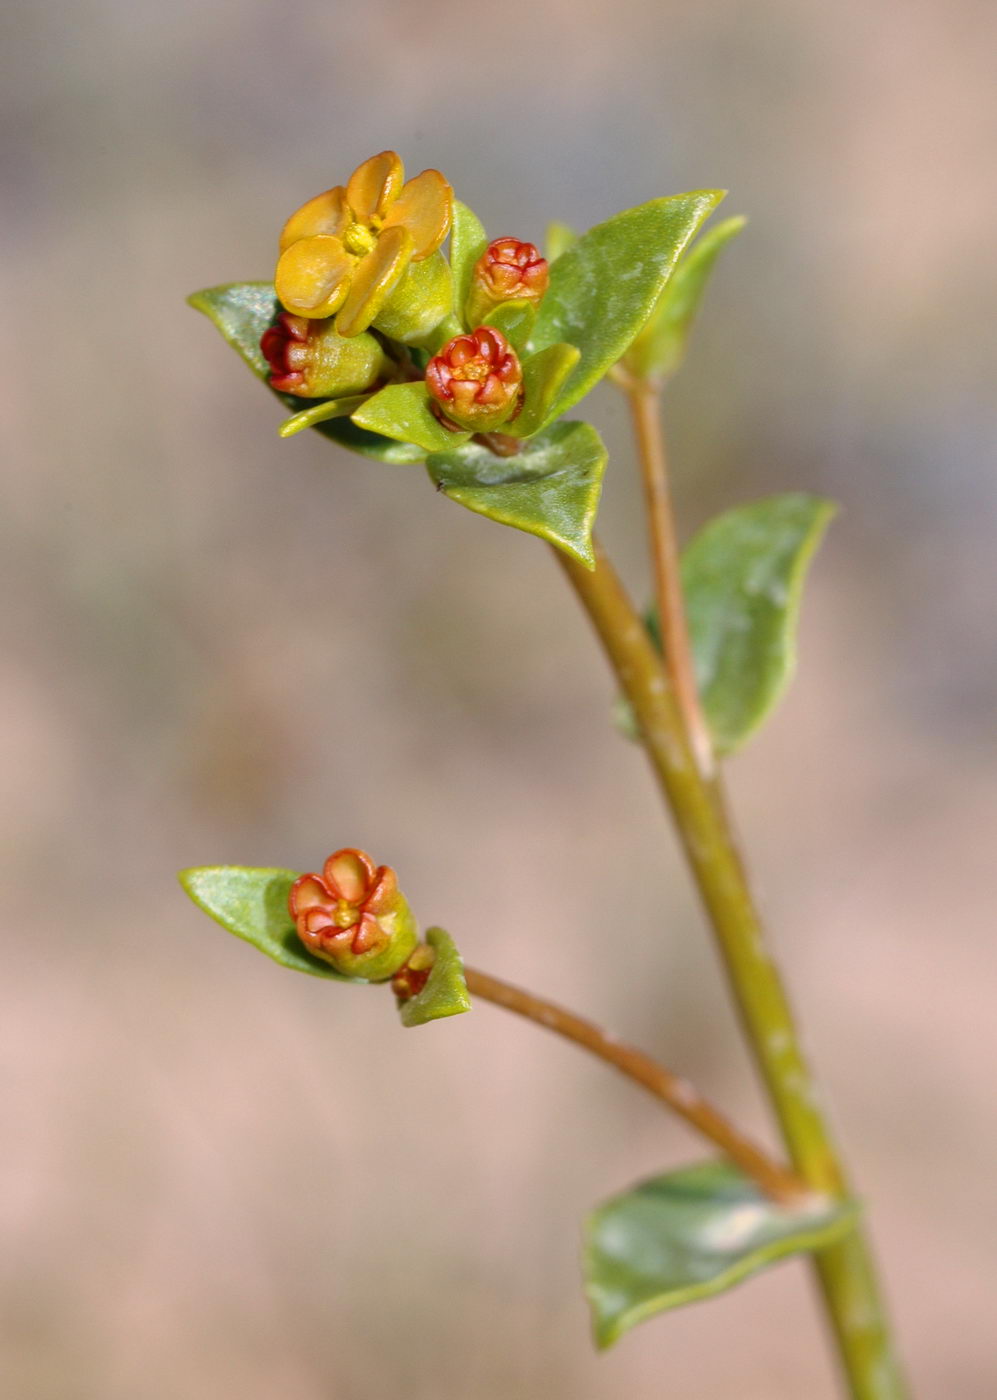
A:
3 1 996 1396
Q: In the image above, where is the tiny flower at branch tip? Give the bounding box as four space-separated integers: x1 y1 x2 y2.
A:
465 237 549 325
275 151 453 336
425 326 524 433
289 848 418 981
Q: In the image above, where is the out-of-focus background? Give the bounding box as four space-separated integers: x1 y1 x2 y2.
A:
3 1 996 1396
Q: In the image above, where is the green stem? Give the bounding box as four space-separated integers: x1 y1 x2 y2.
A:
553 538 908 1400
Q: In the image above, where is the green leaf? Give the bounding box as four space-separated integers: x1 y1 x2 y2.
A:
584 1160 858 1349
187 283 423 464
450 201 488 325
178 866 359 980
529 191 724 417
426 420 607 567
507 343 581 438
683 494 837 753
351 382 470 454
545 220 577 262
483 298 536 352
397 927 472 1029
627 215 746 382
278 394 373 438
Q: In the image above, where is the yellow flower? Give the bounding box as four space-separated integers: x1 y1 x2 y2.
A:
275 151 453 336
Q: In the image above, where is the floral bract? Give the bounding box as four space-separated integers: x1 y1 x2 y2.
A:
275 151 453 336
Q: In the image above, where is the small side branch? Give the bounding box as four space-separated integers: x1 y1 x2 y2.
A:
463 965 806 1206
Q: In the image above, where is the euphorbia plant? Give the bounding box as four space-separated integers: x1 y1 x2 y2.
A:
182 150 908 1398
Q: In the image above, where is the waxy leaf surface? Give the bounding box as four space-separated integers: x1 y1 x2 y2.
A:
585 1160 858 1348
627 215 746 382
352 381 470 453
530 191 724 417
450 200 488 326
397 927 472 1028
682 493 837 753
178 866 357 980
426 421 607 567
188 283 423 463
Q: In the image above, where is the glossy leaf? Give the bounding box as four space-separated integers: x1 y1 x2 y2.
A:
627 215 746 383
178 866 358 980
507 343 581 438
188 283 423 464
483 298 536 352
397 927 472 1029
279 393 373 438
450 200 488 326
529 191 724 417
585 1160 858 1349
683 494 837 753
426 421 607 567
351 381 470 454
545 220 577 262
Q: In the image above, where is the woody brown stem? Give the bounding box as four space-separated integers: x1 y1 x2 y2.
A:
463 965 806 1205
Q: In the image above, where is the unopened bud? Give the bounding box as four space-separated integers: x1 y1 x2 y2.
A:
425 327 523 433
391 943 437 1002
465 238 549 326
261 313 387 398
289 848 417 981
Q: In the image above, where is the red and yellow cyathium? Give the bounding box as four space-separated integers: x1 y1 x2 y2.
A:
465 237 549 325
425 326 524 433
289 848 418 981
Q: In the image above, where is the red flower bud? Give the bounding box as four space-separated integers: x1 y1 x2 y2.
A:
465 238 549 325
288 848 417 981
425 326 524 433
261 312 387 398
391 943 437 1002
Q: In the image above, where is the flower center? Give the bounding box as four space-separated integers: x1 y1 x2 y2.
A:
333 898 358 929
343 221 377 258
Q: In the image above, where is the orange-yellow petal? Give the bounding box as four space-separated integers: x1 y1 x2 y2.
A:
275 235 353 319
383 169 453 260
346 150 404 221
334 225 413 336
278 186 350 253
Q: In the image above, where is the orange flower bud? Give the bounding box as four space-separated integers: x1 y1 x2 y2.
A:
465 238 549 325
288 848 417 981
261 312 387 398
425 327 524 433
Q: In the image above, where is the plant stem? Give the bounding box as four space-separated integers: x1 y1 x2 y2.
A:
626 382 716 778
552 537 907 1400
463 965 806 1206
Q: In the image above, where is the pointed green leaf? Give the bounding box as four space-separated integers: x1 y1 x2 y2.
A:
450 201 488 326
278 393 373 438
188 283 423 464
683 493 837 753
614 494 836 754
507 343 581 438
426 421 607 567
530 191 724 417
585 1160 858 1349
397 927 472 1029
351 382 470 454
178 866 359 980
627 215 746 383
483 298 536 352
545 220 577 262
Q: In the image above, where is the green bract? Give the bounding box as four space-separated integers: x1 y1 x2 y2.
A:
426 421 608 568
178 866 357 980
529 190 725 417
584 1161 858 1348
625 215 746 384
396 928 472 1029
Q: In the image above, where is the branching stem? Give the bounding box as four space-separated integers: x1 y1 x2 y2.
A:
463 965 806 1206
